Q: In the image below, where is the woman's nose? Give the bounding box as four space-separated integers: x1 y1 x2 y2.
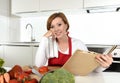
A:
54 26 59 31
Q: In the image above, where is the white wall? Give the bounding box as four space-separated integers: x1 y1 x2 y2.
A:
20 12 120 45
0 0 9 42
0 16 9 42
20 16 48 42
0 0 21 42
68 12 120 45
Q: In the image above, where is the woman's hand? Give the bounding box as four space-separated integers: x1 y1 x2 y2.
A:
95 54 113 68
44 29 56 39
44 30 53 38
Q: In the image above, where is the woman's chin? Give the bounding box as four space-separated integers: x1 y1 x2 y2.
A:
55 35 61 39
57 35 64 38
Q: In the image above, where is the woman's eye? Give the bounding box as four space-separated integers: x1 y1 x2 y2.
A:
58 23 62 26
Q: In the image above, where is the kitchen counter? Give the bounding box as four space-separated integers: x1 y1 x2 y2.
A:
0 42 40 47
4 67 120 83
46 66 120 83
75 72 120 83
0 42 120 47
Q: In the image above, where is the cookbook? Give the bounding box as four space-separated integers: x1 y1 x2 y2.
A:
62 45 117 76
62 50 100 76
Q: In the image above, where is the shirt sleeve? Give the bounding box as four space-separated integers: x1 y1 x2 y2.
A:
34 37 48 67
93 66 106 72
72 38 88 55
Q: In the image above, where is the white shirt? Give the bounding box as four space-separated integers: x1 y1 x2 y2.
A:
35 36 88 67
35 36 105 72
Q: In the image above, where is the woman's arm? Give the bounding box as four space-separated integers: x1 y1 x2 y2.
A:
35 37 48 67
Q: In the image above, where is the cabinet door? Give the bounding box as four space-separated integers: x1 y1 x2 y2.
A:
4 46 33 67
11 0 40 14
32 47 38 66
0 46 4 59
84 0 120 8
40 0 83 11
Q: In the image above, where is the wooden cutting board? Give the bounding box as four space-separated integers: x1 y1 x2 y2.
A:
62 50 100 76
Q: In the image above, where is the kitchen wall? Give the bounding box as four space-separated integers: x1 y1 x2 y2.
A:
9 16 21 42
0 0 120 45
20 16 48 42
20 12 120 45
0 0 20 42
0 0 9 42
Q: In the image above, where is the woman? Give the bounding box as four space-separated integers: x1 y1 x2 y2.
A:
35 12 113 72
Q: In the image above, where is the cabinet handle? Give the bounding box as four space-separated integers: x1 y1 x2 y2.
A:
15 11 38 14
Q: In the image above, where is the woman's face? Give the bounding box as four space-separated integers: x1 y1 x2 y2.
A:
50 17 68 39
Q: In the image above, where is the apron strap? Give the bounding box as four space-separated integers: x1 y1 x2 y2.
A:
68 36 72 56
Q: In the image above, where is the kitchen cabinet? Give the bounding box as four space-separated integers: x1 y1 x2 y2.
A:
0 46 4 59
84 0 120 8
0 0 10 16
11 0 120 15
32 47 38 65
11 0 83 15
40 0 83 11
4 45 33 67
11 0 40 14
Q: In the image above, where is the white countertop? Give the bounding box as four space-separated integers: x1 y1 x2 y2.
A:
0 42 120 47
75 72 120 83
4 67 120 83
0 42 39 46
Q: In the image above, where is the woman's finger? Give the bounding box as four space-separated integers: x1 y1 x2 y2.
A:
95 55 113 68
44 30 53 37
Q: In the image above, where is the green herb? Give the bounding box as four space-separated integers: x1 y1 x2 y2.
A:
0 58 4 67
0 67 6 74
0 58 6 74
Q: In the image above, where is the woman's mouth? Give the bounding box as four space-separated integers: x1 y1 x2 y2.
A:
55 32 61 37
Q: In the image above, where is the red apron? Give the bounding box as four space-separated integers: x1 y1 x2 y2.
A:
48 37 72 66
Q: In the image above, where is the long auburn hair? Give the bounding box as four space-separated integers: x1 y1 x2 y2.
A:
47 12 69 31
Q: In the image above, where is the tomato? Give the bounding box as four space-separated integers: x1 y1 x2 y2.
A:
18 72 29 80
9 79 22 83
14 72 29 81
38 66 49 75
25 78 38 83
8 65 23 79
24 69 32 74
14 72 21 79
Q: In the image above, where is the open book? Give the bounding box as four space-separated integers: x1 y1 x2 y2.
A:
62 45 117 76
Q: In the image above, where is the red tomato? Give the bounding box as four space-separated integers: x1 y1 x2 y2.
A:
24 69 32 74
8 65 23 79
14 72 21 79
25 78 38 83
18 72 29 80
38 66 49 75
9 79 22 83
